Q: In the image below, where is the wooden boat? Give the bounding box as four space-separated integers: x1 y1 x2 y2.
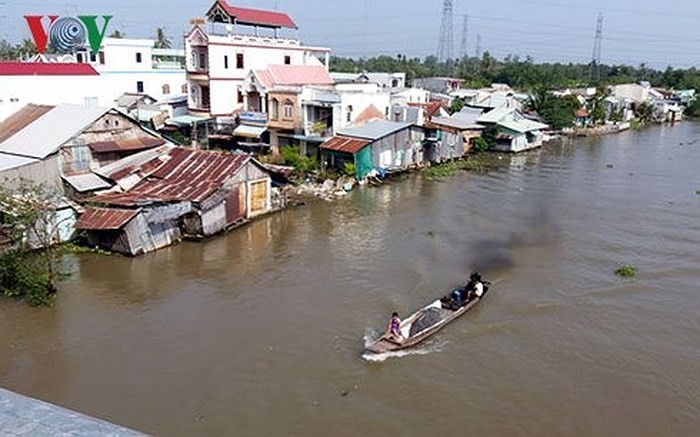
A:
364 282 489 355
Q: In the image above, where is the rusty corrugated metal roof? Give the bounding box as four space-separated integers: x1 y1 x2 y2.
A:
89 136 165 153
92 147 251 204
320 136 370 154
75 208 139 230
0 104 54 144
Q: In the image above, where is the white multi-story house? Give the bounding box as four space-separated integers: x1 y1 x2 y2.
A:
185 0 330 118
90 38 186 101
0 38 186 121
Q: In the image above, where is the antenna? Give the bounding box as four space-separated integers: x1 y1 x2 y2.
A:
590 13 603 82
437 0 454 62
460 14 468 59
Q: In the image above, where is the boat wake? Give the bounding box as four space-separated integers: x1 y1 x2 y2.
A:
361 329 447 362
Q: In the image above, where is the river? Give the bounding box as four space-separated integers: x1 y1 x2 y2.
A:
1 123 699 436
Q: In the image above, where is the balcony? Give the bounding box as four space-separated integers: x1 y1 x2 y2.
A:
239 111 268 125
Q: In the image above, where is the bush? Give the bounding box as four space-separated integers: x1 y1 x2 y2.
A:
343 162 356 178
280 145 317 174
472 137 491 153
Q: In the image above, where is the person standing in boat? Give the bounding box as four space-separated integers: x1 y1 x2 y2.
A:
386 312 405 342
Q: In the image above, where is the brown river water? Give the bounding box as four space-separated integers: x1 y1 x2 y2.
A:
1 123 700 436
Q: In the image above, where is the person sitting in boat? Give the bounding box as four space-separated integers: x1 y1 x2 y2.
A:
466 272 485 302
386 312 405 342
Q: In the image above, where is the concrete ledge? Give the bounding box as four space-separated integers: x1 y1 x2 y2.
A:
0 389 146 436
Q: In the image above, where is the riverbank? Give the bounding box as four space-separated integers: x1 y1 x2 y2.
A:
284 152 513 205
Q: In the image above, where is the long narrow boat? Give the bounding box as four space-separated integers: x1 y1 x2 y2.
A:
364 282 489 355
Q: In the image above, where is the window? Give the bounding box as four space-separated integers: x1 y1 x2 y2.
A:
346 105 353 122
237 91 243 104
224 55 229 69
99 51 105 64
271 99 279 119
162 84 171 95
199 53 206 69
283 100 293 119
90 52 97 62
136 52 142 63
136 81 144 93
76 52 84 63
181 84 187 93
236 53 244 69
284 55 291 65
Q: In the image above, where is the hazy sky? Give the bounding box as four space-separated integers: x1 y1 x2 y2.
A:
3 0 700 69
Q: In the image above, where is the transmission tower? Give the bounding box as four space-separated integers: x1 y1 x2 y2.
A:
590 13 603 82
476 33 482 59
460 14 468 59
437 0 454 62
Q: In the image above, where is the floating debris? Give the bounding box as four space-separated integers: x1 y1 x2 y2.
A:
615 264 637 278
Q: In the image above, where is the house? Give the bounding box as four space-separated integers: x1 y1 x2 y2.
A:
331 71 406 89
452 84 523 111
412 77 464 94
477 107 548 152
320 120 425 179
0 104 169 196
240 64 335 154
75 147 274 255
428 106 484 161
185 0 330 118
391 87 431 106
335 81 392 132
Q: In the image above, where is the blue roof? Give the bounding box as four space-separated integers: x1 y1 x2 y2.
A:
336 120 412 141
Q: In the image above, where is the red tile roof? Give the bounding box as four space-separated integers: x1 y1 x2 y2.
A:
89 137 166 153
0 104 54 144
75 208 139 230
214 0 297 29
0 62 99 76
93 147 251 205
320 136 370 154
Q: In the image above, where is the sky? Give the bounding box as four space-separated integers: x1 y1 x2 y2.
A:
2 0 700 69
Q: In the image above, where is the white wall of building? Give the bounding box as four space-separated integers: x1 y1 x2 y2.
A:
0 76 103 120
391 88 431 106
97 38 154 72
335 84 392 131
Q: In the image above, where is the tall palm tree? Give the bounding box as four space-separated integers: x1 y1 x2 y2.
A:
154 28 172 49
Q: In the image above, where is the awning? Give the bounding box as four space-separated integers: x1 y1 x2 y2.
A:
233 124 267 138
166 114 213 127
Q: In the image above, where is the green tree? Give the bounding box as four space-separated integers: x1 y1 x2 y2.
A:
635 101 655 125
154 27 172 49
